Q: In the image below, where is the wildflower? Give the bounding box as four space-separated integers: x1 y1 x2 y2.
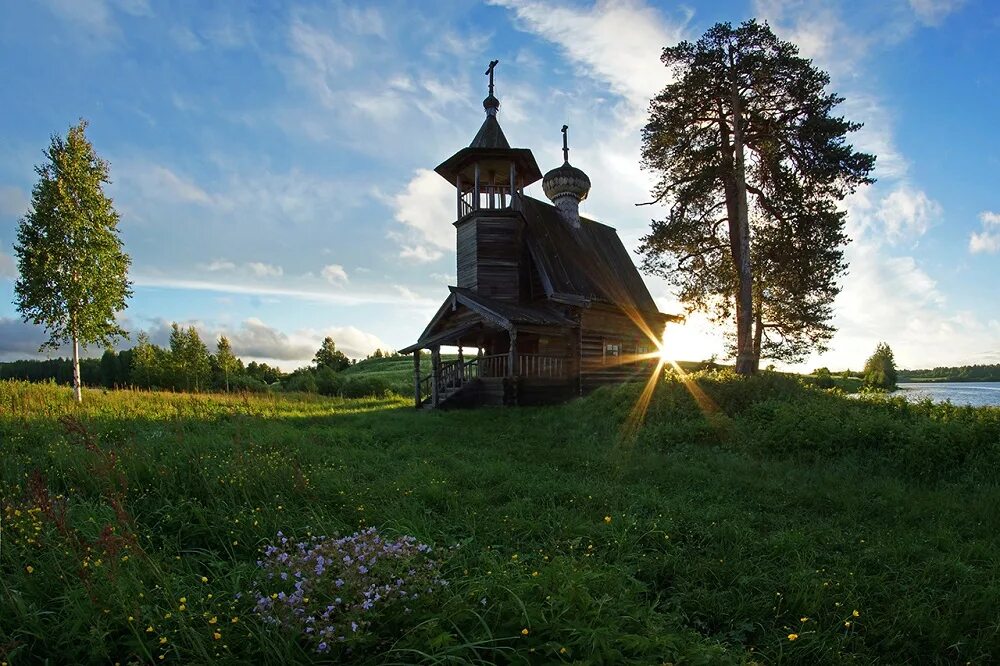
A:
179 604 186 611
128 616 134 622
231 617 239 623
180 597 187 603
560 647 567 654
604 516 612 524
201 576 208 583
853 610 860 617
25 566 33 574
521 628 529 636
800 617 809 623
209 616 218 625
159 637 168 644
146 626 154 633
213 632 222 640
788 633 798 641
844 621 852 628
532 571 539 577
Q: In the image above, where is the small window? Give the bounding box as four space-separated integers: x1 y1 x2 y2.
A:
604 340 621 364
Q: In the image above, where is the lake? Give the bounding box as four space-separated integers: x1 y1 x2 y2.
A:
894 382 1000 407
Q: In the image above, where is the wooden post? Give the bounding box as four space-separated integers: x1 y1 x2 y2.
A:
509 161 516 206
413 350 421 408
456 175 463 219
457 343 464 383
431 346 441 407
473 163 480 211
508 328 517 377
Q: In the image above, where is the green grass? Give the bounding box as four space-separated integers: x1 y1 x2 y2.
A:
2 373 999 664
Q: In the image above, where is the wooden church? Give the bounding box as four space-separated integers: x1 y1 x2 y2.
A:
399 62 680 408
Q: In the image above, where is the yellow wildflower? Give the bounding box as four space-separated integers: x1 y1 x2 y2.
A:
521 628 529 636
209 616 217 625
788 633 798 641
213 632 222 640
604 516 612 524
852 610 860 617
201 576 208 583
532 571 539 577
159 637 167 644
25 566 34 574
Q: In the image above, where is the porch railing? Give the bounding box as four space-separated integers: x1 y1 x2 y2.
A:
418 353 569 405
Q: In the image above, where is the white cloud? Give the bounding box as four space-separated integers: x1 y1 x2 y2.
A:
399 244 443 264
969 210 1000 254
321 264 349 284
394 285 422 301
491 0 685 124
246 262 283 278
41 0 119 42
876 185 941 242
124 163 213 206
908 0 965 25
200 259 282 278
131 274 436 307
390 169 455 254
204 259 237 272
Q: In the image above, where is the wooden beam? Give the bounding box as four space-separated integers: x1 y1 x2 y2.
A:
431 346 441 407
508 327 517 378
413 350 421 408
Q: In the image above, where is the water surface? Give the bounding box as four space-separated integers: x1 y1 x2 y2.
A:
894 382 1000 407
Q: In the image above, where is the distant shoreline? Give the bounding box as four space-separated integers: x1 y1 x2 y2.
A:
897 378 1000 384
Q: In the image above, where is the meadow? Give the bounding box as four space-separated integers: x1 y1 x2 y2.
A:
1 372 999 664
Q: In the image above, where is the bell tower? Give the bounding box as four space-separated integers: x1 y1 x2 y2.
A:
434 60 542 301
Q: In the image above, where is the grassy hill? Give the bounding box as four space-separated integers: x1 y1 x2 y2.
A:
2 374 998 663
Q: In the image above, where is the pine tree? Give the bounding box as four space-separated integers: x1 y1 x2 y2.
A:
14 119 132 401
640 20 875 373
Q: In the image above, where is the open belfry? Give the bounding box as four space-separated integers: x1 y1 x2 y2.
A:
400 61 679 407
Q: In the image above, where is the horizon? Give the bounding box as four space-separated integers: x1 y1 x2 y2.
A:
1 0 997 372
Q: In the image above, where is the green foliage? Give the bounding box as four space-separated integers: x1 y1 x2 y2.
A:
898 363 1000 383
1 378 998 663
13 120 133 352
214 335 241 392
313 336 351 371
640 20 875 367
168 324 212 392
13 120 133 400
863 342 898 390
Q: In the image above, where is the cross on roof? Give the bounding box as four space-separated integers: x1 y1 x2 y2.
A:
485 59 499 96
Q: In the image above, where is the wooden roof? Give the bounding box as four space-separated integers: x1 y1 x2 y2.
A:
518 196 678 322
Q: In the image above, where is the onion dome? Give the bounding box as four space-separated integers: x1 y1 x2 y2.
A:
542 125 591 204
483 93 500 116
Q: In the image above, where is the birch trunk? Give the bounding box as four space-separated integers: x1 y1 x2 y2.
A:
72 331 82 403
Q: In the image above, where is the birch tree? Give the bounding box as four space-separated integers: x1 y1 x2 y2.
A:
14 120 132 402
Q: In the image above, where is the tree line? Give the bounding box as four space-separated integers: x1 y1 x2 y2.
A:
0 329 402 394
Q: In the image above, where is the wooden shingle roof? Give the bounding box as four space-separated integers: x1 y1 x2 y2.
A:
517 196 677 322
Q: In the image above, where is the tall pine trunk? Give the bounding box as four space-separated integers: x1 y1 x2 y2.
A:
730 70 755 376
72 330 82 403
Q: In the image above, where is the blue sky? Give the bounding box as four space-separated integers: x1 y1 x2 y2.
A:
0 0 997 371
